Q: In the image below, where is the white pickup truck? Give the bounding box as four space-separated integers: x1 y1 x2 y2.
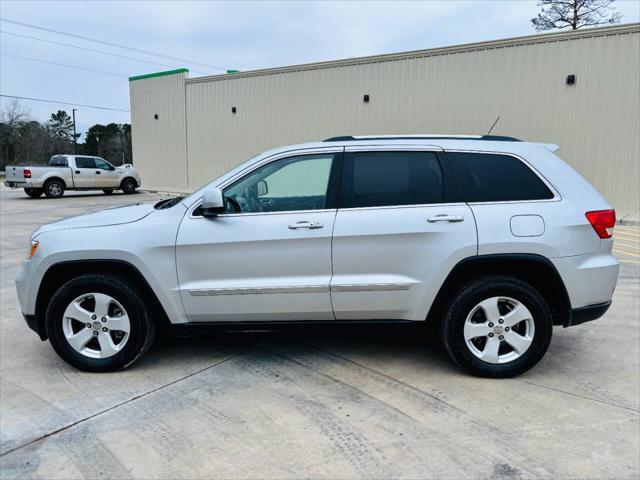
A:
4 155 141 198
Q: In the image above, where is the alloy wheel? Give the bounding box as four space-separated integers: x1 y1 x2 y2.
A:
61 293 130 358
48 183 62 196
463 296 535 364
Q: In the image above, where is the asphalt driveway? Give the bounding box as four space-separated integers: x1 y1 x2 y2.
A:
1 186 638 479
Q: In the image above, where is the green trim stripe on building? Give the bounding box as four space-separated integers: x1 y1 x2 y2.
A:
129 68 189 82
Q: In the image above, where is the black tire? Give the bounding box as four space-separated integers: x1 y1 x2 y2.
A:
121 178 137 194
45 274 156 372
43 179 65 198
440 275 552 378
103 189 114 195
24 188 43 198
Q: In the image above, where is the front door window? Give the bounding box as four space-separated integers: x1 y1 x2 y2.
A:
222 154 336 214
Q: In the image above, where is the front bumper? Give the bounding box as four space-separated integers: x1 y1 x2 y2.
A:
17 257 47 340
564 301 612 327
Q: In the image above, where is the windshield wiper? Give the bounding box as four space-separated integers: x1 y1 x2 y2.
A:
154 196 184 210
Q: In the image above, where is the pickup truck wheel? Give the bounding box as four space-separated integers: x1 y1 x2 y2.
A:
440 275 552 378
103 189 114 195
44 179 65 198
45 274 156 372
24 188 43 198
121 178 136 194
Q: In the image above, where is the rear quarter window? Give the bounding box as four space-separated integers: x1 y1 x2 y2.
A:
447 152 554 202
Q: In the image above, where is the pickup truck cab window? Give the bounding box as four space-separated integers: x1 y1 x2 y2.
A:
221 153 338 214
50 156 68 167
75 157 97 169
95 158 114 171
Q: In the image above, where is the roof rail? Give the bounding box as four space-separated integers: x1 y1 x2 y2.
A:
323 134 522 142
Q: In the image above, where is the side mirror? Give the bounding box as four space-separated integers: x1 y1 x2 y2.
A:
201 187 225 216
257 180 268 196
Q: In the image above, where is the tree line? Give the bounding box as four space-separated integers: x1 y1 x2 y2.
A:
0 99 132 169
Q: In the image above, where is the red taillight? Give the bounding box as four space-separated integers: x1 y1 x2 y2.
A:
586 209 616 239
23 169 31 179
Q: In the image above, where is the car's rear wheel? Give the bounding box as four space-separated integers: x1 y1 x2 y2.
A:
45 274 155 372
103 189 114 195
43 179 65 198
440 275 552 378
24 188 43 198
121 178 137 194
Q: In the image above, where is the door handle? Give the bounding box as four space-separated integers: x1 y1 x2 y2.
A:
75 170 80 174
288 221 324 230
428 214 464 223
95 171 101 174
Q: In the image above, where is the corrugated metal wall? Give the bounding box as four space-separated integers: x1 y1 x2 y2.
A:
129 71 189 191
131 24 640 213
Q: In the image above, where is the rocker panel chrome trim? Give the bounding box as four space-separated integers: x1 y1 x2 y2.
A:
188 283 413 296
189 285 329 296
331 283 413 292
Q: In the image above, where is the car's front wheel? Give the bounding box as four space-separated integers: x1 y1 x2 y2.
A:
45 274 155 372
121 178 137 194
440 275 552 378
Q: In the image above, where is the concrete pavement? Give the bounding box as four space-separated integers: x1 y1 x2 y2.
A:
1 186 638 479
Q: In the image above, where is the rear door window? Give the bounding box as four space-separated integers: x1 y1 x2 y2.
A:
447 152 554 202
75 157 97 169
341 151 444 208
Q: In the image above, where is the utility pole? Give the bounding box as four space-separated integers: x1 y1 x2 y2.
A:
72 109 78 154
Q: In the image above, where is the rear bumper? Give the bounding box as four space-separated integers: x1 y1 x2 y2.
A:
4 181 27 188
23 313 47 340
552 253 618 310
564 301 611 327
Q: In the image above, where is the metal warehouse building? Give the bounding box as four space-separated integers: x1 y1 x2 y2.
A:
129 23 640 214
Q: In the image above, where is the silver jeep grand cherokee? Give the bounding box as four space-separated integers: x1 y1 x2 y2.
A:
16 135 619 377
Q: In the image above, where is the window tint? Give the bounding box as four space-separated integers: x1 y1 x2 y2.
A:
49 156 68 167
222 154 336 213
342 151 444 208
95 158 112 170
75 156 97 169
448 152 554 202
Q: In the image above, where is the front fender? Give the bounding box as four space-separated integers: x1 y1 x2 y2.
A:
23 205 187 325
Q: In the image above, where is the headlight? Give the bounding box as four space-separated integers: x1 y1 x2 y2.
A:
28 240 39 259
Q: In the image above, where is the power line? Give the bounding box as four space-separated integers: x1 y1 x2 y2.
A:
1 52 128 78
0 30 209 75
0 94 130 112
0 17 226 72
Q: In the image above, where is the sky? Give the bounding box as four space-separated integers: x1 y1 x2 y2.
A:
1 0 639 139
